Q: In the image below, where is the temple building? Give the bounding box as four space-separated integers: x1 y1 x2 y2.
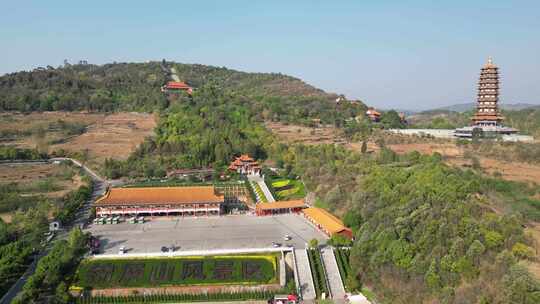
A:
161 81 193 94
366 108 381 122
302 207 354 240
94 186 224 217
255 200 306 216
455 57 518 138
228 154 261 176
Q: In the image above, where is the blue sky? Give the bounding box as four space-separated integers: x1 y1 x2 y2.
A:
1 0 539 110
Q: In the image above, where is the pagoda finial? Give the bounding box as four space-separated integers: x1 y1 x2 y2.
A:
483 56 496 68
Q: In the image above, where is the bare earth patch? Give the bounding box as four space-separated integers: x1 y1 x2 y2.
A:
346 141 380 154
387 143 463 157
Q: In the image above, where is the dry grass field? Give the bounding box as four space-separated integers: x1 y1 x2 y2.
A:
0 111 156 168
386 142 540 185
0 163 82 196
265 122 539 185
265 121 347 145
52 112 156 161
0 162 84 222
0 111 103 147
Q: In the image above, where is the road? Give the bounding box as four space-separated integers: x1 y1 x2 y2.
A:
0 158 106 304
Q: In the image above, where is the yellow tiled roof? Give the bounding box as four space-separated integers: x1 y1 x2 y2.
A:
303 207 350 234
256 200 306 210
95 186 224 206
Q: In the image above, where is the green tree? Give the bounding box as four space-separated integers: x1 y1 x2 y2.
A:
511 243 535 260
346 273 362 292
425 260 441 290
361 140 367 154
380 110 404 129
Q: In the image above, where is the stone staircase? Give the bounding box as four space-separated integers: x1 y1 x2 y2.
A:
320 246 346 301
294 249 316 301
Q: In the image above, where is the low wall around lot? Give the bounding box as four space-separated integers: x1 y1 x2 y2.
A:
90 283 282 297
90 247 292 259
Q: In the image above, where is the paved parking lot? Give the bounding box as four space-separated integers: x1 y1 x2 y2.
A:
86 214 328 254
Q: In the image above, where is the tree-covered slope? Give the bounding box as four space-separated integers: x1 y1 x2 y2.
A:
0 61 366 125
504 108 540 138
170 63 329 98
273 144 540 304
0 63 168 112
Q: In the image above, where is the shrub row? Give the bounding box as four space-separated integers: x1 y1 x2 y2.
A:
55 181 93 225
241 176 258 203
334 248 351 289
0 145 46 161
264 175 279 200
307 249 328 298
75 289 284 303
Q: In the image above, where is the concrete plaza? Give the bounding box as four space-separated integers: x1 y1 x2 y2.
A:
86 214 328 255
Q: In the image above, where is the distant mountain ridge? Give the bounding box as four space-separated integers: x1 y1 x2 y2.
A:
429 102 539 113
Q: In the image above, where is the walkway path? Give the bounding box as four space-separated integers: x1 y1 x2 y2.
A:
320 247 347 301
247 175 275 202
170 67 181 82
294 249 316 301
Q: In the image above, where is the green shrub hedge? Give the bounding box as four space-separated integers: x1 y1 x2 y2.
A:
75 289 286 303
307 249 328 298
334 248 351 289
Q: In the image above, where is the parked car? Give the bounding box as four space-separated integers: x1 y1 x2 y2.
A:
272 242 281 248
118 246 126 255
161 246 170 253
283 235 292 241
268 294 298 304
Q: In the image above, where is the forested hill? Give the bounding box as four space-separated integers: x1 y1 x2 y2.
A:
170 63 330 98
0 62 365 124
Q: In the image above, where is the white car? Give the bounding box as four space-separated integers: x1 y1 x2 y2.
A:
283 235 292 241
119 246 127 254
272 242 282 248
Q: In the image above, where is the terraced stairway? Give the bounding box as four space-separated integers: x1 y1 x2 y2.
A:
320 246 346 300
294 249 316 301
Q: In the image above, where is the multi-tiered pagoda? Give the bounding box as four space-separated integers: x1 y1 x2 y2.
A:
471 57 503 125
455 57 517 138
